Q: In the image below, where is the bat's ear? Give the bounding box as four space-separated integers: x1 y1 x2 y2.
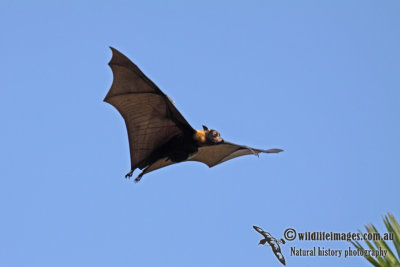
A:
202 125 209 131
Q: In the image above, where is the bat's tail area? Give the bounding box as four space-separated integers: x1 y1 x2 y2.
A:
123 168 145 183
131 166 149 183
125 157 176 183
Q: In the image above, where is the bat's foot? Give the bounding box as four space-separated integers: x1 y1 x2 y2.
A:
134 166 149 183
125 170 133 178
134 174 143 183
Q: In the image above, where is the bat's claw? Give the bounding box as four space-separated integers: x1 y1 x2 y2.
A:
134 166 149 183
134 173 143 183
125 170 133 178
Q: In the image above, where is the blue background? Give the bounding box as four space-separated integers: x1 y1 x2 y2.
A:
1 1 399 266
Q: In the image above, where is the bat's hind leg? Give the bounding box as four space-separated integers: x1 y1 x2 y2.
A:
125 170 133 178
124 168 146 183
134 166 149 183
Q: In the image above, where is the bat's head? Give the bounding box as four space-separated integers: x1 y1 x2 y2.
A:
203 125 224 145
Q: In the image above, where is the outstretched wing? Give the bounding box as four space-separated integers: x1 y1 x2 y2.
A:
134 142 282 177
190 141 283 167
104 47 195 171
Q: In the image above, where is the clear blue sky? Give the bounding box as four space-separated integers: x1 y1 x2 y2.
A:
1 1 399 266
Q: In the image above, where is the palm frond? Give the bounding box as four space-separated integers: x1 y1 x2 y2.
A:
351 213 400 267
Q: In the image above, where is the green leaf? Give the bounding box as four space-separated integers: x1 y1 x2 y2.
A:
351 213 400 267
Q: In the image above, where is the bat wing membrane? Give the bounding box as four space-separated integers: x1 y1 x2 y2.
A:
189 142 283 167
136 142 282 177
104 47 194 171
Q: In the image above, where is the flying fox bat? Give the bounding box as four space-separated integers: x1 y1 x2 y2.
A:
253 226 286 266
104 47 283 182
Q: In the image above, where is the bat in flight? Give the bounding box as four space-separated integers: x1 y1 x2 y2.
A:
104 47 283 182
253 225 286 266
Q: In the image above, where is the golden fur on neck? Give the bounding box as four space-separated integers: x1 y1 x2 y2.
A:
194 130 206 144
